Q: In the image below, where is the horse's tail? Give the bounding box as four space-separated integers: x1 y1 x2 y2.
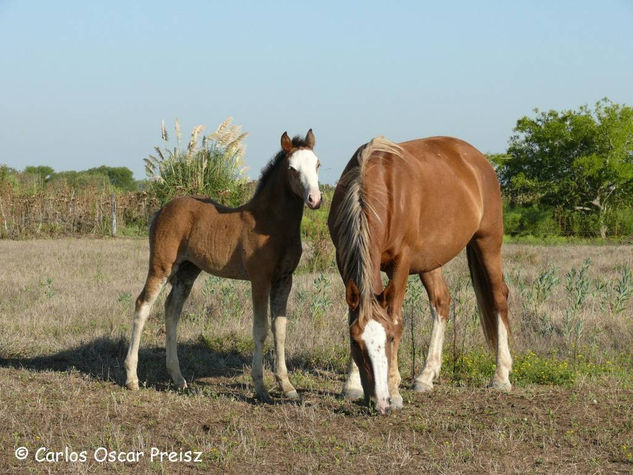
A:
466 242 500 349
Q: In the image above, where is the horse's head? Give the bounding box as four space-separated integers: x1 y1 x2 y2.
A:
345 279 399 415
281 129 322 209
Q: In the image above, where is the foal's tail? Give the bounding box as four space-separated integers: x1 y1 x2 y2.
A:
466 242 498 349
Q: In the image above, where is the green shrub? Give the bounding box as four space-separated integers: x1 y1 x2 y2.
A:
503 204 559 236
605 206 633 237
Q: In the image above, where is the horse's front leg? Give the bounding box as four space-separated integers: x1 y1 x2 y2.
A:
251 280 271 401
270 274 298 399
385 258 409 410
341 358 364 400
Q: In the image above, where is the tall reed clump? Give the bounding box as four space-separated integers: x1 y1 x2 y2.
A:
144 118 249 206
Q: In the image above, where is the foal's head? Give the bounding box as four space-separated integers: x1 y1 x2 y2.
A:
345 279 399 415
281 129 322 209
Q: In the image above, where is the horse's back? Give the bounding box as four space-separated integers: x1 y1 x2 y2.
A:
149 196 249 279
395 136 503 268
330 136 502 272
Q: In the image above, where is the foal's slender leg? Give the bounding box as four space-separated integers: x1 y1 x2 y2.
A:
251 280 271 401
414 268 451 392
470 237 512 390
124 273 168 389
270 275 298 399
165 262 200 389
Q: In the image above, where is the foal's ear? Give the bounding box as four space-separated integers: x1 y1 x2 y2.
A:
281 132 293 153
376 281 395 310
305 129 315 149
345 280 360 311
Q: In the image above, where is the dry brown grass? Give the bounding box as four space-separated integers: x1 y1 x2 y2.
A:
1 239 632 473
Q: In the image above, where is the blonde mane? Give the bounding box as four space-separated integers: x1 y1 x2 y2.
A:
333 137 404 324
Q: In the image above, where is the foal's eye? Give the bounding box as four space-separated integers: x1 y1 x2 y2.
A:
316 161 321 170
288 165 298 172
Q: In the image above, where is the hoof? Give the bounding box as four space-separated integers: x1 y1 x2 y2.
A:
125 380 139 391
489 379 512 391
256 391 273 404
413 381 433 392
285 389 300 400
390 395 404 410
174 380 188 390
341 387 365 401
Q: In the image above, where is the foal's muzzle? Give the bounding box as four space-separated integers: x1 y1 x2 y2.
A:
306 191 322 209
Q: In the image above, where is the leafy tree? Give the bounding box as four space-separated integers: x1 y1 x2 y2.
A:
24 165 55 182
87 166 136 191
499 99 633 237
0 165 19 190
144 118 248 206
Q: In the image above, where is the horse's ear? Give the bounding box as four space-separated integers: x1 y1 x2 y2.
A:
376 281 395 310
345 280 360 311
305 129 315 149
281 132 293 153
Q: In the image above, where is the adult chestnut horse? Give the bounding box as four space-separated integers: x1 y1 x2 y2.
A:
328 136 511 414
124 130 322 401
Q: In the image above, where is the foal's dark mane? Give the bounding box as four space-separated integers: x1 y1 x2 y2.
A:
252 135 312 198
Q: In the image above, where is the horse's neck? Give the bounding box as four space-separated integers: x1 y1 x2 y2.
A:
248 173 304 226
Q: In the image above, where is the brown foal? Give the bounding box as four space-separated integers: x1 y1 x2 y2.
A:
124 130 322 400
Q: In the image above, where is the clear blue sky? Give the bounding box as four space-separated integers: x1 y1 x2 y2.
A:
1 1 632 184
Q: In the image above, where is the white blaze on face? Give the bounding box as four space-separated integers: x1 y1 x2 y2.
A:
288 149 321 207
361 319 390 413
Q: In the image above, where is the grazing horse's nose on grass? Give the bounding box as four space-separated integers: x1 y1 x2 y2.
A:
375 398 390 415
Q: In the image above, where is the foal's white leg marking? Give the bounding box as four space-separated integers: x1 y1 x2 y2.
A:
414 306 446 392
490 313 512 390
361 320 390 414
272 316 298 398
342 358 364 400
124 278 167 390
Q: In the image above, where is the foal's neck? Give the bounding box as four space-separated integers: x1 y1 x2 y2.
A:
248 168 304 225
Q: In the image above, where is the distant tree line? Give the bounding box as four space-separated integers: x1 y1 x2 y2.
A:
1 104 632 239
2 164 141 194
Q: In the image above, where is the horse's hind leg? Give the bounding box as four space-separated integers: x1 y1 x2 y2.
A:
468 236 512 390
165 261 201 389
124 272 168 390
413 268 451 392
270 275 298 399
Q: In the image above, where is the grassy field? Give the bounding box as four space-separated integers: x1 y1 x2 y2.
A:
1 238 632 473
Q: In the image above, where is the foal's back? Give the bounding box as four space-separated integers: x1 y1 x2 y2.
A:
149 196 251 280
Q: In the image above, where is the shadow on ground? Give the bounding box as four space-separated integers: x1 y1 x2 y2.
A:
0 336 347 404
0 336 252 388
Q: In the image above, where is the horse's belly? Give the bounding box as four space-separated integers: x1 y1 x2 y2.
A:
407 242 465 273
184 241 249 281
